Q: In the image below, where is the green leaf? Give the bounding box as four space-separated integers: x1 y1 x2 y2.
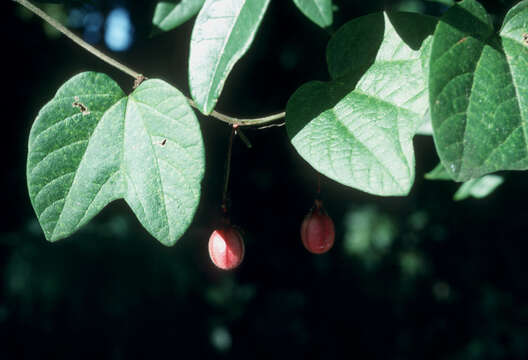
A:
453 175 504 200
326 13 385 83
27 72 205 246
286 12 436 196
424 0 455 6
292 0 333 28
33 0 95 4
424 163 452 180
424 163 503 200
152 0 205 34
429 0 528 181
417 109 433 135
188 0 271 115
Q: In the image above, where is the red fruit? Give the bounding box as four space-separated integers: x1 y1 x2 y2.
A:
208 227 245 270
301 200 335 254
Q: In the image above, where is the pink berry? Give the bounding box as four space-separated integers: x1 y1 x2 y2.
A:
301 200 335 254
208 227 245 270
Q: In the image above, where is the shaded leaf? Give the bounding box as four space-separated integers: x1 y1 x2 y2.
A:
152 0 205 34
189 0 271 115
33 0 95 4
425 162 503 200
429 0 528 181
326 12 384 83
27 72 204 246
287 12 436 196
453 175 504 200
425 163 452 180
425 0 455 6
292 0 333 28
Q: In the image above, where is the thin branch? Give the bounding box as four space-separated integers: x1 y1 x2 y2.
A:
14 0 142 79
14 0 286 128
210 110 286 127
209 109 286 127
221 127 236 214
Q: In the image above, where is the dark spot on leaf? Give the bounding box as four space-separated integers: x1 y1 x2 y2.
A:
158 139 167 146
72 96 90 116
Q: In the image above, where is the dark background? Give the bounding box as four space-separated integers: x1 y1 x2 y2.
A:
2 0 528 359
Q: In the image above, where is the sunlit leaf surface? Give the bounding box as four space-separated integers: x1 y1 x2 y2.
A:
189 0 271 115
27 72 204 245
287 12 436 196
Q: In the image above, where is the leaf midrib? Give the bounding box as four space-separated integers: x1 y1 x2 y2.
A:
130 98 172 242
502 37 528 163
328 103 409 193
50 97 126 240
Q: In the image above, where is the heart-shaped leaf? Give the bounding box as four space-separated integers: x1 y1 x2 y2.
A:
287 12 436 196
27 72 205 245
152 0 205 34
292 0 333 28
188 0 271 115
430 0 528 181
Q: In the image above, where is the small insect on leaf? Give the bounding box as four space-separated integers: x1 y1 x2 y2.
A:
72 96 90 116
456 36 468 45
154 138 167 146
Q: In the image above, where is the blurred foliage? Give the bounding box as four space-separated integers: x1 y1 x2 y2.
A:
4 0 528 359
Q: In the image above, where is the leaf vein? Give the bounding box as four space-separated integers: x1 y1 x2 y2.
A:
29 139 88 177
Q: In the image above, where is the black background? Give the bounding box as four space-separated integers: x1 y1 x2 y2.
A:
2 0 528 359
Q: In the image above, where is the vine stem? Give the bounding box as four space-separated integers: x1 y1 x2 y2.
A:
221 126 236 214
14 0 141 79
14 0 286 127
